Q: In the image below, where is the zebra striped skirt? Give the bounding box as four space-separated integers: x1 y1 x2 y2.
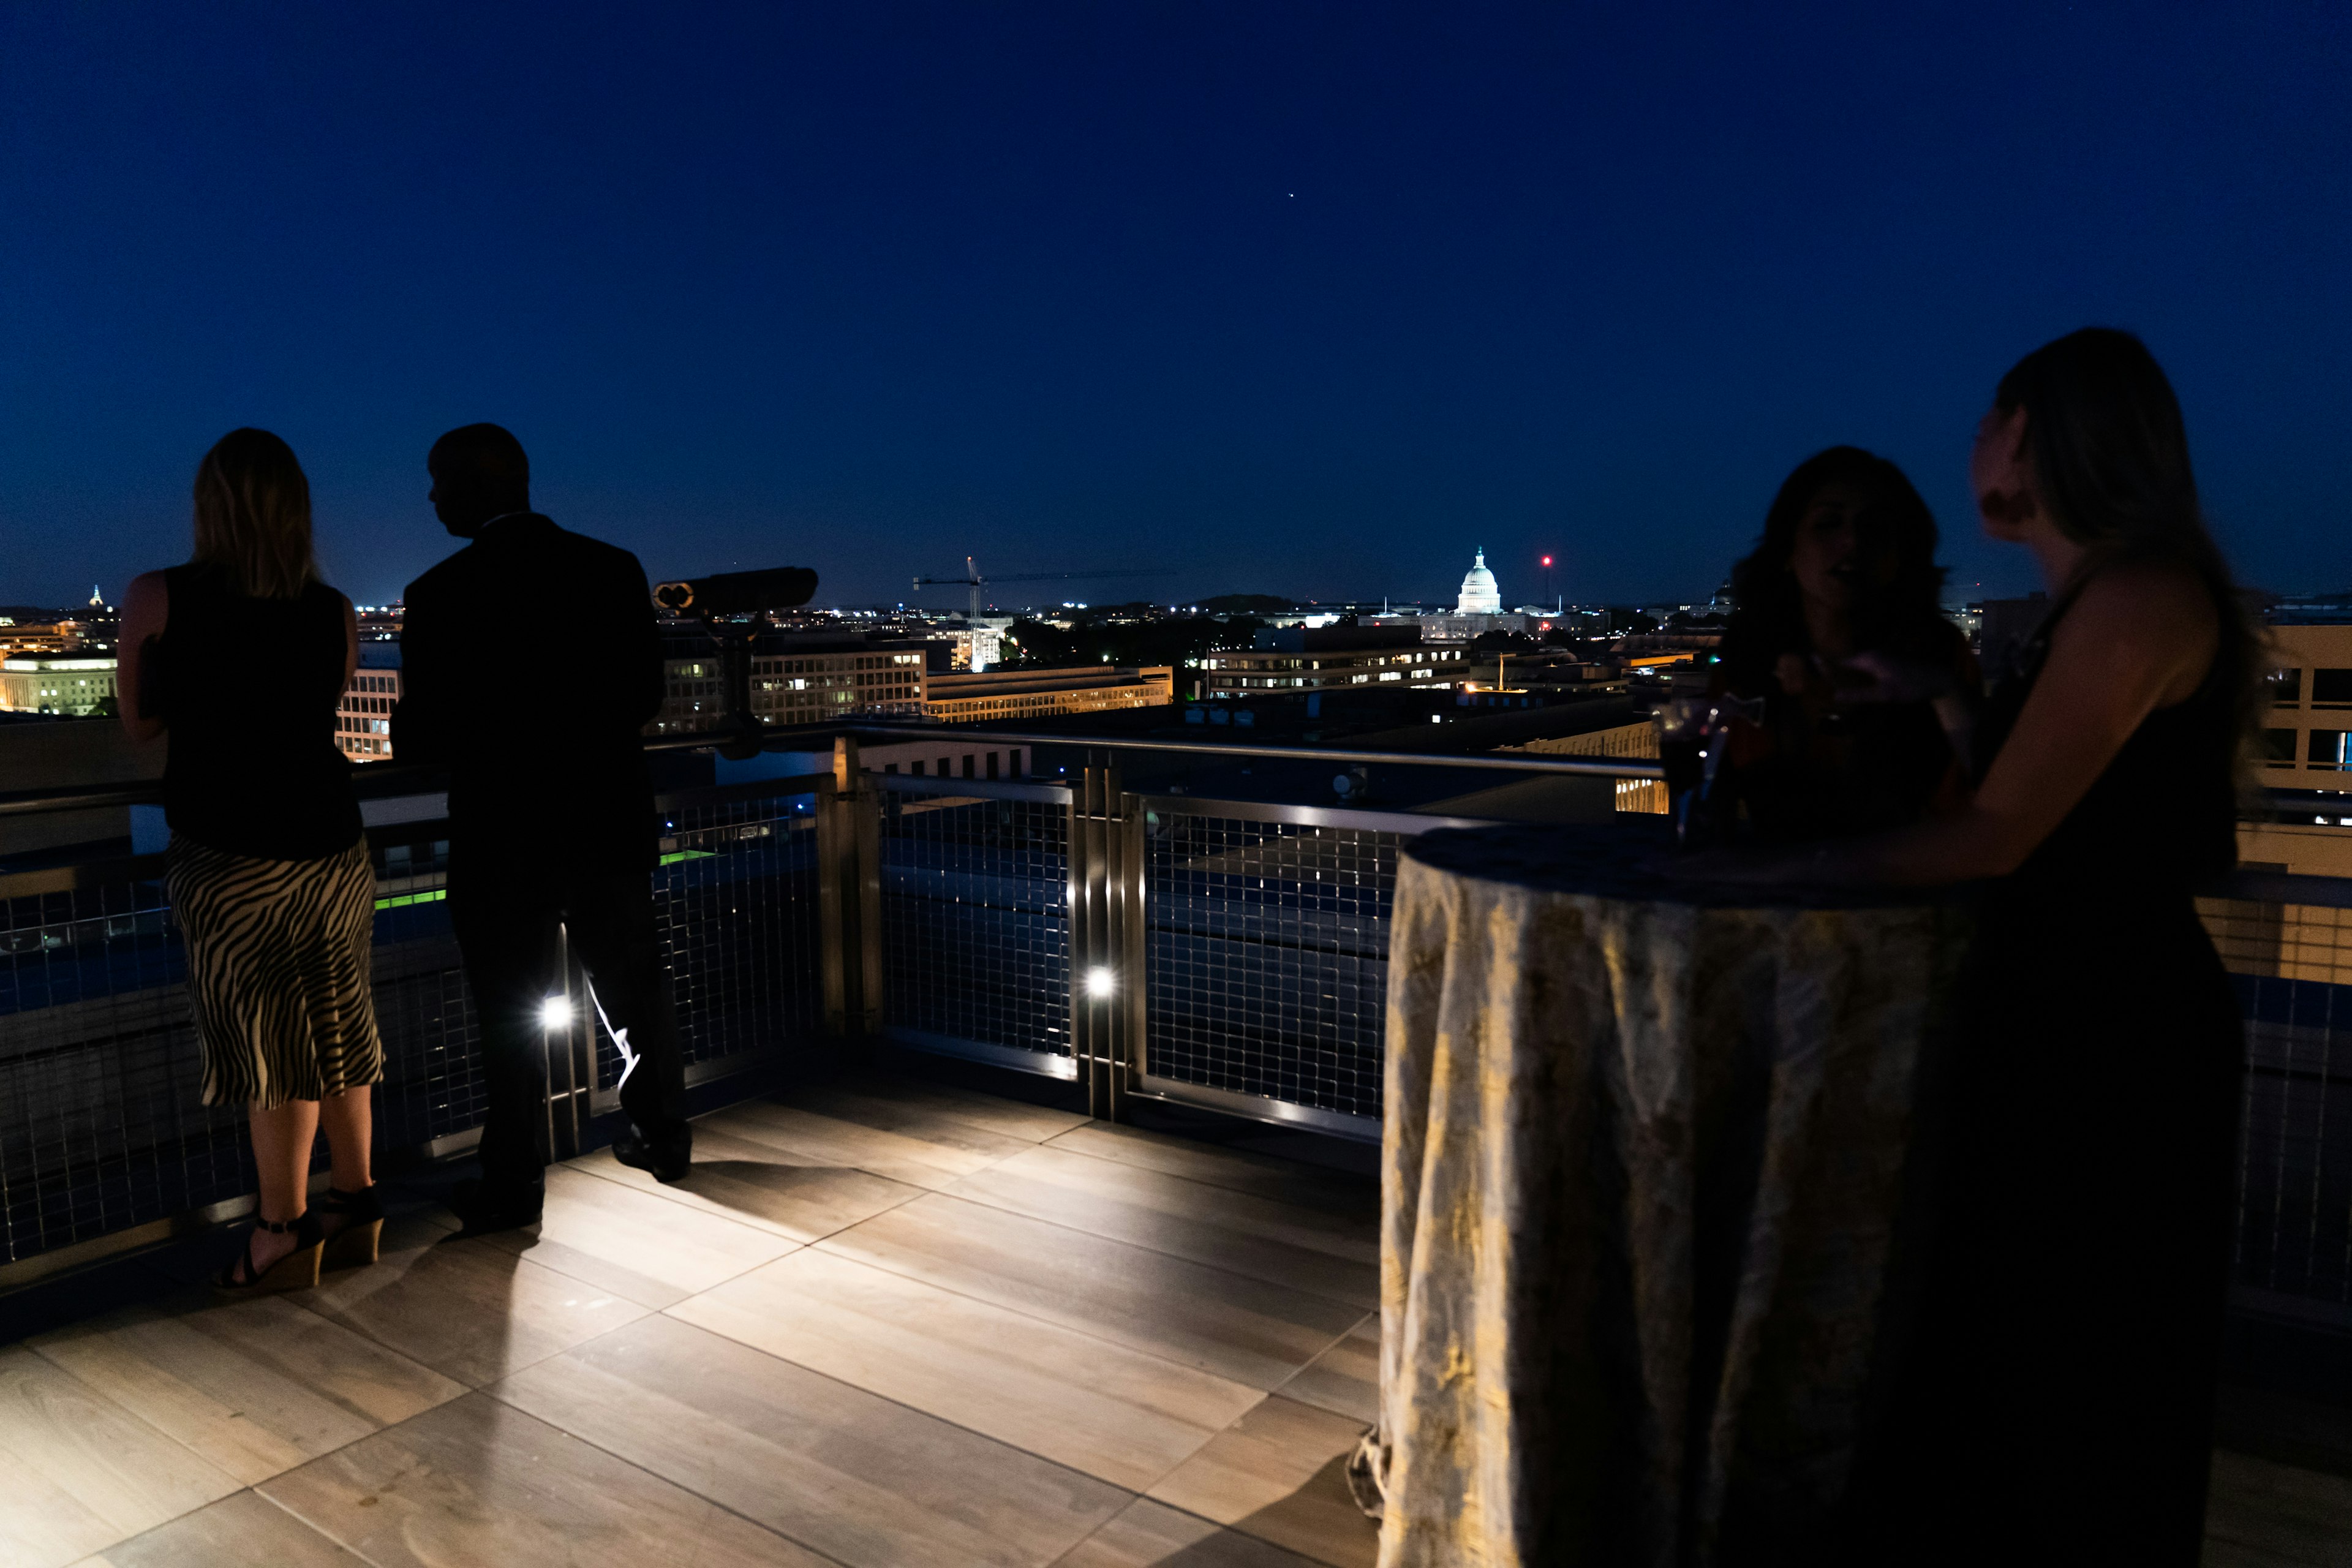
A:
167 835 384 1109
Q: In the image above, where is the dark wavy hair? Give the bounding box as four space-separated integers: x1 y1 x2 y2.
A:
1719 446 1952 691
1994 328 2258 759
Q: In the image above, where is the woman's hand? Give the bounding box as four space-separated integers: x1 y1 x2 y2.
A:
1831 650 1957 705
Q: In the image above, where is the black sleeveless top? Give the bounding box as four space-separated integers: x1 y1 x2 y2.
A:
1976 575 2239 901
156 564 362 861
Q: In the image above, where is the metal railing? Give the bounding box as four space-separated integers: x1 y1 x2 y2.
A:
4 726 2352 1331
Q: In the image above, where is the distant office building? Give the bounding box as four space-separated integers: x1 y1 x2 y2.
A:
922 665 1174 723
337 644 402 762
2256 619 2352 791
652 627 937 733
1368 611 1532 642
1457 549 1503 614
1202 626 1466 698
1502 722 1666 815
751 646 926 725
938 620 1006 672
0 619 92 657
0 657 115 716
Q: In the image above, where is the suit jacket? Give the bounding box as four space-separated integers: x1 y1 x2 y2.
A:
391 514 664 876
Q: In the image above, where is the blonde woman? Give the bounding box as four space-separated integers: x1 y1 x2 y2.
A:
119 428 385 1291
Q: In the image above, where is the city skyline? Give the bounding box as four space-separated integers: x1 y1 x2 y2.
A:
5 6 2350 611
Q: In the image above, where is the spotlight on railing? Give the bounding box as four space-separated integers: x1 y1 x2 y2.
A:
1085 966 1116 1000
540 996 573 1029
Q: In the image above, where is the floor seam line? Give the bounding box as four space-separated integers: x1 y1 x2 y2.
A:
921 1177 1378 1310
655 1294 1222 1497
801 1224 1322 1395
429 1390 861 1568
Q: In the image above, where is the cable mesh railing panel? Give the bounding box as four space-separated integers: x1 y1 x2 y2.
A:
2202 895 2352 1306
1144 809 1396 1120
647 789 826 1084
876 781 1071 1060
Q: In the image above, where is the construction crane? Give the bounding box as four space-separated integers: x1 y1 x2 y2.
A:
911 557 1172 620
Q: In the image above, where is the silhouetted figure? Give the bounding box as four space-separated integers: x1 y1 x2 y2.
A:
120 428 386 1292
391 424 690 1234
1711 447 1978 840
1826 331 2254 1564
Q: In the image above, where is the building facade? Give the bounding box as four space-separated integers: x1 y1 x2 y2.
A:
652 628 934 734
921 665 1174 723
1202 627 1466 698
2259 620 2352 788
1457 549 1502 614
336 647 402 762
0 657 115 716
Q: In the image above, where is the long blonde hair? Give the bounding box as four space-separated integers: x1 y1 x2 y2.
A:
192 428 318 599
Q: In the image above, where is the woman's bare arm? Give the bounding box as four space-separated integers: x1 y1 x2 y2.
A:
1841 564 2218 884
116 572 168 743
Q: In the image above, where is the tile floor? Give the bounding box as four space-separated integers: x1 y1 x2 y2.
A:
6 1077 1384 1568
3 1073 2346 1566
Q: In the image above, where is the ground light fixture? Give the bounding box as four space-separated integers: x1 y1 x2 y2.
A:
1086 966 1116 999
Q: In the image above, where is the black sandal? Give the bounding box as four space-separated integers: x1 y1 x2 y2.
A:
315 1184 385 1270
214 1212 323 1294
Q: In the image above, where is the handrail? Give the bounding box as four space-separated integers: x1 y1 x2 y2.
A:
0 719 1667 821
843 723 1668 781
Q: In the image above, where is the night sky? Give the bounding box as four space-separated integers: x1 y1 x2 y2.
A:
4 4 2348 613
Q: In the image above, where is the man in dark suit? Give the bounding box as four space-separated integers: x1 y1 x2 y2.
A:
391 423 691 1234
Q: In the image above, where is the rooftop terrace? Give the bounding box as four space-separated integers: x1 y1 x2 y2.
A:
0 727 2349 1561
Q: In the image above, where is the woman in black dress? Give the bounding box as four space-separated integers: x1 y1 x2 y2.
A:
1811 330 2254 1562
119 429 388 1292
1711 446 1979 842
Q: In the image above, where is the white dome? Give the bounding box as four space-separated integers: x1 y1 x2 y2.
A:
1457 549 1501 614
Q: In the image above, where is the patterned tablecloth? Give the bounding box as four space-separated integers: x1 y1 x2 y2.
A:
1363 823 1972 1567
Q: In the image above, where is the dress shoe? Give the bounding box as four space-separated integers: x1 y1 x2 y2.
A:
611 1123 692 1184
448 1177 543 1236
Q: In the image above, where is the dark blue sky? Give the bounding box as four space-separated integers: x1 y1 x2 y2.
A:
4 3 2348 611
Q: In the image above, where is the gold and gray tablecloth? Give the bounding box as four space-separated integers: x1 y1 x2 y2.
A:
1366 824 1970 1567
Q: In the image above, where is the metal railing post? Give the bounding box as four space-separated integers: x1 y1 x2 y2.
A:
816 772 850 1036
548 919 592 1160
823 736 883 1042
1070 763 1134 1121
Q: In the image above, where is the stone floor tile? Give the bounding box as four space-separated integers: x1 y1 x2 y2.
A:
472 1164 799 1308
1273 1314 1378 1425
31 1289 464 1485
949 1145 1377 1308
66 1488 364 1566
0 1347 242 1568
259 1392 825 1567
1052 1498 1333 1567
671 1246 1264 1492
497 1312 1129 1567
571 1121 924 1243
819 1192 1364 1389
295 1229 647 1387
1147 1395 1379 1568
